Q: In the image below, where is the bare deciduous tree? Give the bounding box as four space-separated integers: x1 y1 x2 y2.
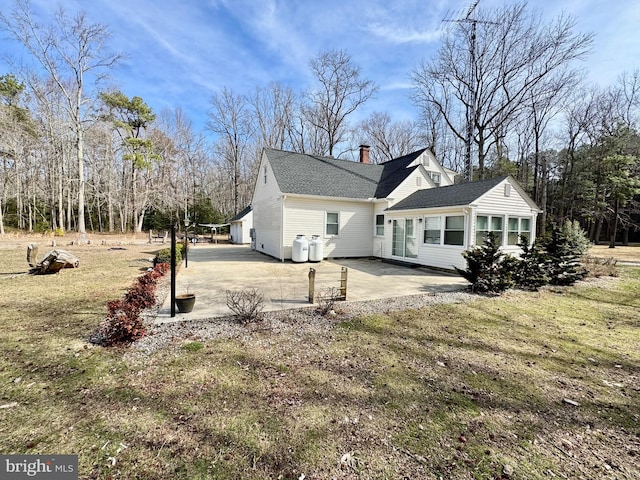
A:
303 49 378 157
207 87 255 215
355 112 423 163
0 0 121 239
412 2 593 180
250 82 296 150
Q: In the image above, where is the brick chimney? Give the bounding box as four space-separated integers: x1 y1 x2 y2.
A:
359 144 370 164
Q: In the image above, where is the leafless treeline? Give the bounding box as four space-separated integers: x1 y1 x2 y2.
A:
0 0 638 241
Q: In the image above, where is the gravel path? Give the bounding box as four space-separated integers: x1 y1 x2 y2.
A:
135 286 476 355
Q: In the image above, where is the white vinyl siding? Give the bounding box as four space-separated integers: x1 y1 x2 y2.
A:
386 169 431 208
379 180 538 270
475 180 535 215
251 157 283 258
230 211 253 244
472 179 538 251
282 197 374 259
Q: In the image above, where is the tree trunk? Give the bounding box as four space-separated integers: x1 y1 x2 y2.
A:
608 199 619 248
594 217 603 244
539 152 548 237
76 112 87 241
0 197 5 235
58 151 64 232
66 183 72 231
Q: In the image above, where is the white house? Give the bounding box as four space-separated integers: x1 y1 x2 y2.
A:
229 205 253 245
251 146 540 270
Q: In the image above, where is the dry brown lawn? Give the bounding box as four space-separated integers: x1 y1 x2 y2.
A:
588 243 640 263
0 232 638 479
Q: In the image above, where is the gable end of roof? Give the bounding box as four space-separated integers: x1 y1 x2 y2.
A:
386 176 509 211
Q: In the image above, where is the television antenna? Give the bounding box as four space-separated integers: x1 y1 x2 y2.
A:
441 1 496 181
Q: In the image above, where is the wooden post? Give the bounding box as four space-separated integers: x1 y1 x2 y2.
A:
148 229 152 244
308 268 316 303
340 267 348 300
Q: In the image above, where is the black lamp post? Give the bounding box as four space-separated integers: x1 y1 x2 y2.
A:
183 218 190 268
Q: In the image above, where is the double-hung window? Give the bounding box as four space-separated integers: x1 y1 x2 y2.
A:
375 214 385 236
444 215 465 245
326 212 339 236
422 215 465 246
423 216 441 244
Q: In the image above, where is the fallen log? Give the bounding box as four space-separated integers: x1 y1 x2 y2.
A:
28 248 80 274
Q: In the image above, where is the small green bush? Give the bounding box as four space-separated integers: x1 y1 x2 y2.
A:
455 232 516 294
560 219 591 256
154 243 184 265
539 223 588 286
458 222 590 294
513 235 550 290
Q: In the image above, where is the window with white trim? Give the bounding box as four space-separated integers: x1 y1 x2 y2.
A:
263 165 267 184
444 215 465 245
325 212 339 236
422 215 465 246
476 215 504 245
430 172 441 186
423 216 441 244
375 214 385 236
507 217 532 245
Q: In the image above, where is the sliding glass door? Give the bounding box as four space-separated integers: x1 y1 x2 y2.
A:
392 219 418 259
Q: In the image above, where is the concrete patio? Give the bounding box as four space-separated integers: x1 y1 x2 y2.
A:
156 243 467 323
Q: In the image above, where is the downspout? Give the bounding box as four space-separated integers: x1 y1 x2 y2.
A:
280 195 286 262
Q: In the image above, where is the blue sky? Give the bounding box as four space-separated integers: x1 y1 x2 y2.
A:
1 0 639 137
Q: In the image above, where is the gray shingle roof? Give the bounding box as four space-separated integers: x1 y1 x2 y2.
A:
386 176 507 211
375 149 428 197
265 148 417 199
230 205 252 222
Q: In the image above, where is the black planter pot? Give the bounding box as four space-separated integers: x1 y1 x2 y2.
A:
175 293 196 313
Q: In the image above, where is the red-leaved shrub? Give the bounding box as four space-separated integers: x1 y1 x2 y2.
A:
91 263 168 346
